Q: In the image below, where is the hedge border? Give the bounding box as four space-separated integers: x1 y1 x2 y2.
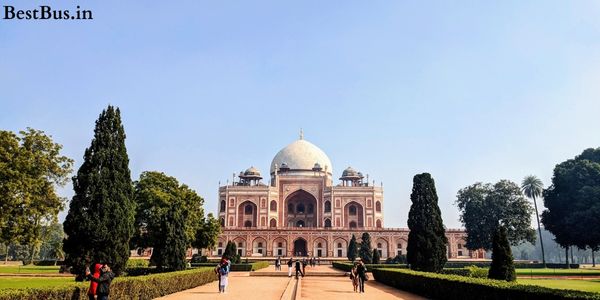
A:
0 267 216 300
372 268 600 300
190 261 270 271
331 261 409 272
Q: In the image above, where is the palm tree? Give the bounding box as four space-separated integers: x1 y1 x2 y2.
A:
522 175 546 267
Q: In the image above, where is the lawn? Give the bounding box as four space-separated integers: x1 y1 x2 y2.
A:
519 278 600 293
0 277 81 290
516 268 600 277
0 266 61 274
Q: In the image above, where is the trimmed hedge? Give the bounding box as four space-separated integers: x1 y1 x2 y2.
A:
126 259 150 268
33 260 66 266
441 266 488 278
373 268 600 300
444 262 579 269
190 261 270 271
332 262 409 272
0 267 216 300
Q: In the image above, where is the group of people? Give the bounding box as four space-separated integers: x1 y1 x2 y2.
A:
85 263 115 300
349 260 368 293
284 257 317 278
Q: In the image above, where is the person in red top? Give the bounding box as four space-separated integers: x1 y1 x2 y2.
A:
87 263 102 300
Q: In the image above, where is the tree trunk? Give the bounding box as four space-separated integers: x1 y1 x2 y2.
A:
570 246 575 265
532 195 546 267
4 244 8 264
566 247 570 269
593 250 596 267
29 244 35 265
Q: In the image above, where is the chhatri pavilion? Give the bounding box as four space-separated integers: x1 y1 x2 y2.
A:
212 133 484 260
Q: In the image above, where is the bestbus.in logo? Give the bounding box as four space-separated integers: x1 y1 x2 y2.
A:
3 5 93 20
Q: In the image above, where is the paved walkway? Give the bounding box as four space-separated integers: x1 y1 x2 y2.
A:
299 276 426 300
157 265 425 300
155 272 290 300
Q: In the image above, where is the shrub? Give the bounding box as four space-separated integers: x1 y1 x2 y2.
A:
189 262 269 272
372 268 600 300
190 254 207 263
332 262 409 272
441 266 488 278
0 267 216 300
444 262 579 269
34 260 66 266
126 259 150 268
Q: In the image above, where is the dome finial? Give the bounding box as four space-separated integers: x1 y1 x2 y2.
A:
299 128 304 140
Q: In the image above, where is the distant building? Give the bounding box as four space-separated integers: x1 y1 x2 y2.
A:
212 134 484 259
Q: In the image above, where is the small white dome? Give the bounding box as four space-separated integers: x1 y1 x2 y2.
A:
270 139 332 174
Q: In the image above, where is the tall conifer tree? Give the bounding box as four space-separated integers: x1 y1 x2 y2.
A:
63 106 135 276
358 232 373 264
488 226 516 281
407 173 448 272
347 234 358 262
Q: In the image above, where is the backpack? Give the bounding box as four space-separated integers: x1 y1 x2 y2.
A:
220 264 230 275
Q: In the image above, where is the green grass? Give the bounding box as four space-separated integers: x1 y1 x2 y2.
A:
519 278 600 293
0 266 60 274
516 268 600 276
0 277 81 290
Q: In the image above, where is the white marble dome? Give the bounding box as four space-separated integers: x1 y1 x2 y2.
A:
270 139 333 174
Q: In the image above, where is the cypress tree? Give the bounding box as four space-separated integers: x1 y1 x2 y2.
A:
223 241 237 260
372 248 381 264
407 173 448 272
488 226 516 281
63 106 135 276
152 204 187 271
347 234 358 262
358 232 373 264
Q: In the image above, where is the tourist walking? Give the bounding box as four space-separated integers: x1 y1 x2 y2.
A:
214 260 223 292
219 258 231 293
87 263 102 300
350 263 359 292
275 256 281 271
302 258 307 274
287 258 293 277
356 260 367 293
86 264 115 300
295 259 303 278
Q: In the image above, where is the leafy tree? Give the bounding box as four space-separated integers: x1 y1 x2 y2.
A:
372 248 380 264
358 232 372 264
38 223 65 264
488 226 516 281
542 148 600 268
407 173 448 272
521 175 546 267
0 129 73 264
456 180 535 251
132 171 214 270
193 213 221 250
347 234 358 262
63 106 135 276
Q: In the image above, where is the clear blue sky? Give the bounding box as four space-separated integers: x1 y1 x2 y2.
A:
2 1 600 228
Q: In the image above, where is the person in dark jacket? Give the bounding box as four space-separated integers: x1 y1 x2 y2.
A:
356 260 367 293
295 259 303 278
86 264 115 300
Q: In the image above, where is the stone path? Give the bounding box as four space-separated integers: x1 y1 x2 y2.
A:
299 276 426 300
155 272 291 300
157 265 426 300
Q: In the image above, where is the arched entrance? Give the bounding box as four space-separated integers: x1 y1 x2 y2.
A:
293 238 308 256
286 190 318 227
